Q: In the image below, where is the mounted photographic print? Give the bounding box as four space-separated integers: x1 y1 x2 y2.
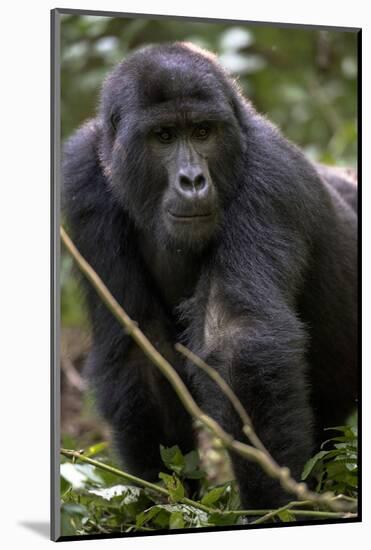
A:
51 8 360 542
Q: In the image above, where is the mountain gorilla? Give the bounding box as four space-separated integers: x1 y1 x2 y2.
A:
63 43 357 509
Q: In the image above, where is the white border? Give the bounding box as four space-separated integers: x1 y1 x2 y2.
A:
1 1 369 548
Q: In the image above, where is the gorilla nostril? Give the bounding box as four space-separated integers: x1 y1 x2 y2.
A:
194 174 206 190
179 172 207 193
179 174 193 190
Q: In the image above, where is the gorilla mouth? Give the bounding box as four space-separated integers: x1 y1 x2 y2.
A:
167 210 213 222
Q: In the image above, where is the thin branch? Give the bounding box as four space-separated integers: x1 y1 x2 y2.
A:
60 226 354 512
175 343 268 453
252 497 357 524
252 506 354 522
252 499 312 524
61 356 87 392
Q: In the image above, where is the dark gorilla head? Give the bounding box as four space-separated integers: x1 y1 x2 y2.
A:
98 42 247 250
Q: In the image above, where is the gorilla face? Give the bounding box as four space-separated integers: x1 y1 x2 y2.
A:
146 119 220 245
99 43 245 250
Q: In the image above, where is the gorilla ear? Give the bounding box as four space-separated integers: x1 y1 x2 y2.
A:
110 112 121 132
228 86 252 134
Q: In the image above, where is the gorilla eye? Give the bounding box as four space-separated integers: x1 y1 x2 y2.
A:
193 124 211 140
154 127 176 144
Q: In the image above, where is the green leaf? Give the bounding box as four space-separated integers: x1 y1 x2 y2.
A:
301 451 328 480
62 503 87 516
152 508 172 528
158 471 173 485
225 481 241 510
208 512 239 526
184 449 199 470
84 442 108 457
136 503 211 529
169 511 185 529
201 486 226 506
183 450 204 479
159 472 185 502
61 503 89 536
87 485 152 520
324 426 357 440
277 509 295 522
160 445 185 475
136 506 162 529
60 475 71 496
326 461 349 477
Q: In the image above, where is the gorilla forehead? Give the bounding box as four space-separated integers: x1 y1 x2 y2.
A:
138 47 220 104
103 42 232 116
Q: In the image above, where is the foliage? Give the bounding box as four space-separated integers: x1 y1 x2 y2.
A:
61 441 242 535
301 424 358 497
61 419 358 536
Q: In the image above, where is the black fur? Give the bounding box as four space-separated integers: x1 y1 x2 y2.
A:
63 43 357 508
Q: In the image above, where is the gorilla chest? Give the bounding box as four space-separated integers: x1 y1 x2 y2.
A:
139 240 202 312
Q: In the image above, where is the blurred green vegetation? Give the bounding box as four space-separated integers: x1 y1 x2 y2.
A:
61 14 358 330
61 14 357 165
